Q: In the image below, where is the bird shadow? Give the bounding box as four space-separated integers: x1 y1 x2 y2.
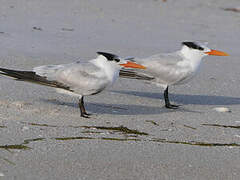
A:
111 90 240 106
40 98 199 115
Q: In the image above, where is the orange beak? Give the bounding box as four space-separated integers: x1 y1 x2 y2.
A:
120 61 146 69
205 49 229 56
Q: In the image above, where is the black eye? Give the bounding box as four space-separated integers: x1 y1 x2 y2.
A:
114 58 120 63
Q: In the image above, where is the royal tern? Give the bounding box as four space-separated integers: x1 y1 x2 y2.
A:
0 52 146 118
120 41 229 109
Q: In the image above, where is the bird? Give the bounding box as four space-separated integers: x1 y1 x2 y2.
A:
120 41 229 109
0 52 146 118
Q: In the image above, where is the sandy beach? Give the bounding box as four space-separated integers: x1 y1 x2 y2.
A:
0 0 240 179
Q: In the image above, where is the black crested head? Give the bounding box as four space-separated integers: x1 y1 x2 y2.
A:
97 52 120 62
182 42 204 51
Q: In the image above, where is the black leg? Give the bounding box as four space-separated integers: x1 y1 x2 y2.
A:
164 86 179 109
78 96 91 118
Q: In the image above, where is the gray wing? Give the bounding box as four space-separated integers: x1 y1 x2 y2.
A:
137 52 183 69
119 69 155 80
0 61 109 95
120 52 192 85
0 67 71 90
34 62 109 95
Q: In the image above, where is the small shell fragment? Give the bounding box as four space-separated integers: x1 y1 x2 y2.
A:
213 107 231 113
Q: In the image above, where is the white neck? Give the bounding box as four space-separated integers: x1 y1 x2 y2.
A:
179 46 206 71
91 55 120 84
180 46 204 61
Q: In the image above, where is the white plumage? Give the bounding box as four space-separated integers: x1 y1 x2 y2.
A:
0 52 146 118
120 41 229 108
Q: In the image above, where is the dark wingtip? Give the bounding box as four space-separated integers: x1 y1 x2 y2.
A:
97 52 119 61
182 42 204 51
119 69 155 81
0 67 72 91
